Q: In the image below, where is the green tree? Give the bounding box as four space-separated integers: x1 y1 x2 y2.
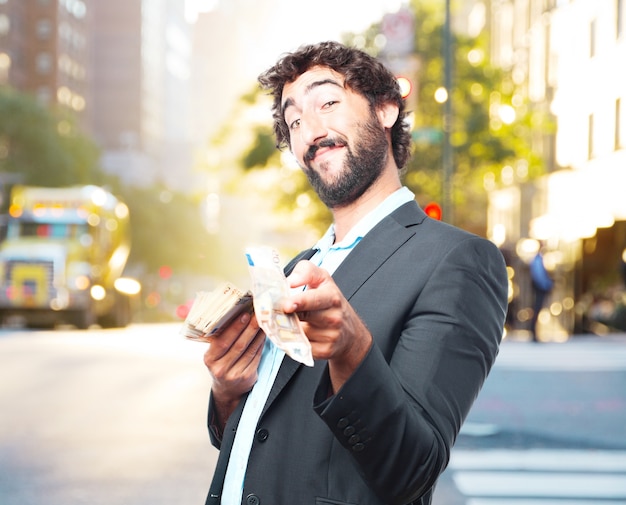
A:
344 0 550 234
0 87 102 186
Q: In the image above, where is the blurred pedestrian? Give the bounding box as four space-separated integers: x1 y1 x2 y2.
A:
529 246 553 341
621 248 626 288
201 41 509 505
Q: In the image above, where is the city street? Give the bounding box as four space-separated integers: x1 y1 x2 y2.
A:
1 324 625 504
434 334 626 505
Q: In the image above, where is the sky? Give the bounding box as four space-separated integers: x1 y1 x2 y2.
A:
185 0 407 50
186 0 405 26
186 0 409 140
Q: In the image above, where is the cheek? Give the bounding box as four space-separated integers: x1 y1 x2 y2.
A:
289 140 307 165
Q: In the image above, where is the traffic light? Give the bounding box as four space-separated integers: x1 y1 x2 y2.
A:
158 265 172 279
424 202 442 220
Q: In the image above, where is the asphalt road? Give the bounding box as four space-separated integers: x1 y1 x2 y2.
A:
434 334 626 504
0 323 218 505
1 324 625 504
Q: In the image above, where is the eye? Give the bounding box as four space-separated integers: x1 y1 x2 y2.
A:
289 118 301 130
322 100 338 109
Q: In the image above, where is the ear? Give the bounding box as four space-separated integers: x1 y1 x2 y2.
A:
376 102 400 129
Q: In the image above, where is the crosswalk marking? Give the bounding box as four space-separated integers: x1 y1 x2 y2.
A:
449 449 626 472
454 472 626 498
494 342 626 371
448 449 626 504
467 500 626 505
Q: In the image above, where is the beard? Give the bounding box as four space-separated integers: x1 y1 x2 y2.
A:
302 114 389 209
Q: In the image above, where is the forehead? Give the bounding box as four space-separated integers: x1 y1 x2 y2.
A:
281 66 346 112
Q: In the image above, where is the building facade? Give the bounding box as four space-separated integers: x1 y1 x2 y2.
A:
0 0 91 126
91 0 194 189
0 0 195 190
488 0 626 337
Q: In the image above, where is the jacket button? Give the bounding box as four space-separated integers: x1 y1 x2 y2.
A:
337 417 349 429
246 494 260 505
256 428 269 442
348 434 360 445
352 442 365 452
343 426 355 437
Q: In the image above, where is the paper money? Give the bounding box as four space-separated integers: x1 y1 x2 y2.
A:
245 246 313 366
179 282 253 342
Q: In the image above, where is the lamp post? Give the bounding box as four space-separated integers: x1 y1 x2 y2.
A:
442 0 453 224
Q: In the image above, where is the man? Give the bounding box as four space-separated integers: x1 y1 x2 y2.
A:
203 41 508 505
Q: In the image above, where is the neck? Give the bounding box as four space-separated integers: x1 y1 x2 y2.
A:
330 167 402 243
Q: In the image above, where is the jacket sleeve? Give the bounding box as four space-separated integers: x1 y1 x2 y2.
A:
313 235 508 504
207 392 224 449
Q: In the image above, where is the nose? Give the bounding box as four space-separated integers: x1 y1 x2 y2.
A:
298 112 327 147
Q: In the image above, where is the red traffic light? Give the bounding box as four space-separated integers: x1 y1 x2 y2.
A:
158 265 172 279
424 202 442 220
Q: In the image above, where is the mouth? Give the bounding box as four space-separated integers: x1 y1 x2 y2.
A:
304 138 347 164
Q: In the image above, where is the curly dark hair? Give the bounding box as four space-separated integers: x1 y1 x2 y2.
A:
258 41 412 170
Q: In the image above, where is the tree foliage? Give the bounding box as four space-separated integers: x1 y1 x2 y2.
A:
344 0 551 234
0 87 102 187
0 87 218 285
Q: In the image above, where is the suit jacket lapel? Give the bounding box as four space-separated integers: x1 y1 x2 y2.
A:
333 200 425 300
283 247 318 276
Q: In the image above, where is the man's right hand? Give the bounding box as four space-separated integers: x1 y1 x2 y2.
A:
203 312 265 429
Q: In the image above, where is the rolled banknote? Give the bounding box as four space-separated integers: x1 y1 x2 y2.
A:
245 246 313 366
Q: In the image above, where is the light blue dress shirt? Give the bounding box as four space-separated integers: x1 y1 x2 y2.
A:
221 187 415 504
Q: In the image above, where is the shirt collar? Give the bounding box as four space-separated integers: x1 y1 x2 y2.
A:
315 186 415 253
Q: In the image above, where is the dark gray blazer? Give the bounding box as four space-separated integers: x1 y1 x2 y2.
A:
206 200 509 505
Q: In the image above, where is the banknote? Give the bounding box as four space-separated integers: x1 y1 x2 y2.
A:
179 282 253 342
245 246 313 366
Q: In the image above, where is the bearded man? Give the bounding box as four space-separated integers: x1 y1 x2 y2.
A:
201 41 509 505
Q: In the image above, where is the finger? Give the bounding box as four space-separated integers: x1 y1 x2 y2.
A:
204 326 264 381
206 313 257 360
240 329 265 373
286 260 328 290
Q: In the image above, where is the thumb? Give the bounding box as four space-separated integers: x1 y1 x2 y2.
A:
287 259 330 289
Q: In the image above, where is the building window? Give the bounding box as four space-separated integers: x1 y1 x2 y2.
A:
617 98 623 150
35 52 52 74
62 0 87 19
0 14 9 36
36 19 53 40
0 52 10 84
590 19 596 58
588 113 594 159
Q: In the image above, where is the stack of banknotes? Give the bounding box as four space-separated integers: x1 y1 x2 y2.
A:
179 282 253 341
180 246 313 366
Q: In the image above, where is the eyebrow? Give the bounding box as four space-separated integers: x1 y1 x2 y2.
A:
281 78 344 117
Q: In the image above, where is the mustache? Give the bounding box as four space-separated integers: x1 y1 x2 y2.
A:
304 138 348 164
